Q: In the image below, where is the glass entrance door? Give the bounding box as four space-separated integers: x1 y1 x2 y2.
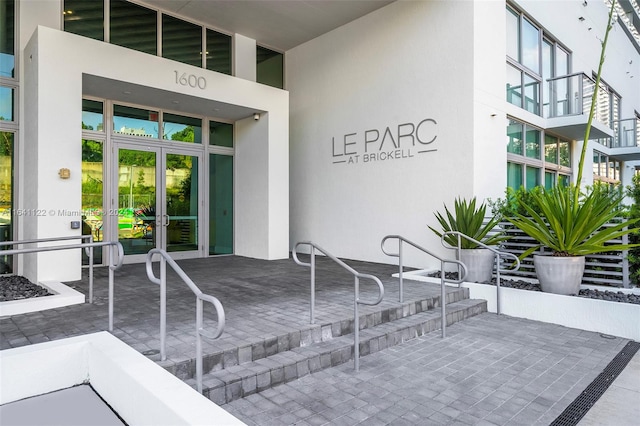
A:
116 145 201 261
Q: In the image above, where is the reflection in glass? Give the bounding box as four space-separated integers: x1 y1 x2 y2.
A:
163 113 202 143
0 131 12 273
526 166 540 188
544 135 558 164
82 139 103 265
0 0 15 78
558 175 569 187
523 74 539 115
544 171 555 189
110 0 157 56
506 120 523 155
525 128 540 159
257 46 283 89
506 64 522 108
82 99 104 131
118 149 156 255
162 14 201 67
521 18 540 73
64 0 104 41
507 162 523 190
559 140 570 167
113 104 159 138
166 154 198 252
210 121 233 147
207 29 232 75
209 154 233 255
506 7 519 61
0 87 13 121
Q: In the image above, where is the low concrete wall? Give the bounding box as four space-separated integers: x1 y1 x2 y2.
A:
0 281 84 316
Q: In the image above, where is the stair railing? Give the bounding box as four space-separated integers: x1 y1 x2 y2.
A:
0 236 124 330
292 241 385 371
145 249 225 394
381 235 467 338
441 231 520 315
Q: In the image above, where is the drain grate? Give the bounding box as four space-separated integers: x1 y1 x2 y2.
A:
550 340 640 426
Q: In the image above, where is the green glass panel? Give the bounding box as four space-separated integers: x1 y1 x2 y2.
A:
113 104 159 138
110 0 156 56
118 149 156 255
558 175 569 187
507 162 523 190
544 171 555 189
210 121 233 147
82 139 103 265
507 120 523 155
206 29 231 75
0 0 15 78
82 99 103 131
64 0 104 41
526 166 540 188
257 46 283 89
166 154 198 252
209 154 233 255
163 113 202 143
544 135 557 164
0 131 12 272
0 86 13 121
559 140 570 167
162 14 201 67
525 128 540 159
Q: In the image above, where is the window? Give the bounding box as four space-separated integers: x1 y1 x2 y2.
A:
0 86 14 122
0 130 12 272
82 99 104 132
257 46 283 89
110 0 157 56
206 30 232 75
63 0 104 42
113 104 159 138
210 121 233 148
163 113 202 143
162 14 202 68
0 0 15 79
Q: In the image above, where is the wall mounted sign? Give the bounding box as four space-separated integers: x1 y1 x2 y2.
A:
331 118 437 165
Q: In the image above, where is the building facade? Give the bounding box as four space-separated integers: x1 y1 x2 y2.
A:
1 0 639 282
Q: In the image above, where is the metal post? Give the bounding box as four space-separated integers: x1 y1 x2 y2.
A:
495 255 501 315
310 245 315 324
108 245 114 332
160 255 167 361
441 260 446 338
354 276 360 371
196 297 203 394
398 240 403 303
89 235 94 304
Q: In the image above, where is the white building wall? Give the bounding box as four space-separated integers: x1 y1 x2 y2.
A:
287 1 483 269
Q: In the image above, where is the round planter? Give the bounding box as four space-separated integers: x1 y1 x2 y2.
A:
534 255 585 295
459 248 496 283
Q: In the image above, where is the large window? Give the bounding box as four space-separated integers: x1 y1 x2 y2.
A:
257 46 283 89
63 0 104 42
162 14 201 67
110 0 157 56
206 30 232 75
0 131 13 272
0 0 15 79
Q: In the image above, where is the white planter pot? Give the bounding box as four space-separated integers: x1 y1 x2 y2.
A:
534 255 585 295
459 248 496 283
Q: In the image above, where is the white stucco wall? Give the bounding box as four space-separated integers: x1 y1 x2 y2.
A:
21 26 289 281
287 0 499 269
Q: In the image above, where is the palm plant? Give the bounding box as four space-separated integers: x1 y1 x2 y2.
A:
429 197 508 249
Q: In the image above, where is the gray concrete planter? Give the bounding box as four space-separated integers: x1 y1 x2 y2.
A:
534 255 585 295
460 248 496 283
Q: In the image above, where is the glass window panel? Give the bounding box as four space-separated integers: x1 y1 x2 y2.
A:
163 113 202 143
544 135 558 164
525 127 540 159
210 121 233 147
0 0 15 78
559 140 570 167
257 46 283 89
544 171 555 189
0 131 12 272
209 154 233 255
206 29 231 75
162 14 201 67
507 120 523 155
0 86 14 121
113 104 159 138
82 99 103 131
507 162 523 190
556 46 569 76
166 154 198 252
506 7 519 61
64 0 104 42
110 0 157 56
593 152 600 176
608 160 615 179
506 63 522 108
542 40 552 117
523 73 540 115
558 174 569 187
522 18 540 73
82 139 103 265
526 166 540 188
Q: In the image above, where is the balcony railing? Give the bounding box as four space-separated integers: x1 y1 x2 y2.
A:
546 72 611 123
612 117 640 148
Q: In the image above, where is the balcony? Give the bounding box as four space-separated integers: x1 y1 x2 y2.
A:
608 117 640 161
544 72 614 141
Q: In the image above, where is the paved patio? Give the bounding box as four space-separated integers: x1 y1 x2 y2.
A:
0 255 635 425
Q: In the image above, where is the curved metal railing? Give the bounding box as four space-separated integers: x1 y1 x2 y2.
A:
146 248 225 394
440 231 521 315
381 235 467 338
292 241 384 371
0 236 124 330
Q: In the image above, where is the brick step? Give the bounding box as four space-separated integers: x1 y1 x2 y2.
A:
163 286 470 380
189 298 487 405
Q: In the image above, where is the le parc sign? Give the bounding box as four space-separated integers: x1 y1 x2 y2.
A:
332 118 438 165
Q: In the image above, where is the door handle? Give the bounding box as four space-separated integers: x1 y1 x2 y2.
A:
164 215 170 227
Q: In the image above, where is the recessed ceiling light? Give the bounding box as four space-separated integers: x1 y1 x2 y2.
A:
172 100 179 104
123 91 131 95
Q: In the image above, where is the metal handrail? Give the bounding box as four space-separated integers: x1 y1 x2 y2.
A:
381 235 467 338
441 231 521 315
292 241 384 372
0 237 124 330
145 249 225 394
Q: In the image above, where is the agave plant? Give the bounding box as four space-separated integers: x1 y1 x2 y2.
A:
429 197 508 249
508 184 639 258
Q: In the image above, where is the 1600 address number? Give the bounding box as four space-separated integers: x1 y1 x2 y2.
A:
174 71 206 89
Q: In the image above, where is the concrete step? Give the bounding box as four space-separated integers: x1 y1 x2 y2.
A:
189 298 487 405
162 286 470 380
